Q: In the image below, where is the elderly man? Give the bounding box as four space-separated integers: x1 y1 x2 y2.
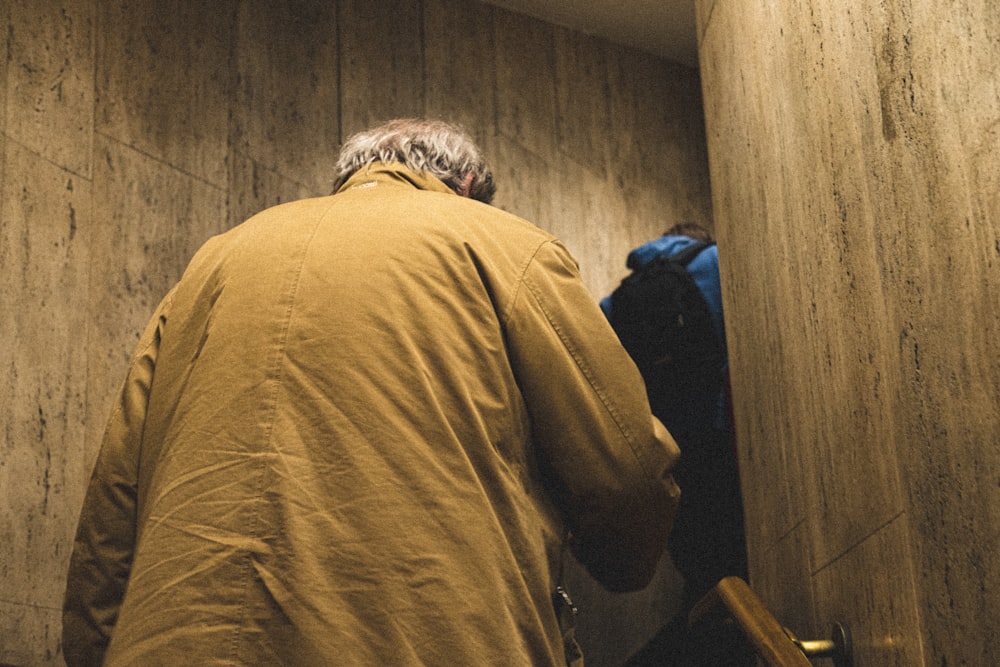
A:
64 118 681 666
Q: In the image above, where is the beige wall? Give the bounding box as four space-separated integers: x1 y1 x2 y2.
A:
0 1 713 664
697 0 999 664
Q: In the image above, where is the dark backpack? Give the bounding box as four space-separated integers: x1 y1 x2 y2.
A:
608 242 726 432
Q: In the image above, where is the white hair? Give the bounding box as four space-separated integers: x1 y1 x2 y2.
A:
333 119 497 204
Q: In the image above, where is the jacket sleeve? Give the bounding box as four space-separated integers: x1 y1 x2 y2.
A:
504 240 681 592
62 288 173 666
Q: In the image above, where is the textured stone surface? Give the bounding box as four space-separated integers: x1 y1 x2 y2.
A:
1 2 713 664
6 0 93 177
337 0 424 137
95 0 236 187
493 10 559 163
0 600 61 666
814 515 925 665
423 0 498 153
0 142 91 616
233 0 341 195
226 151 315 230
698 0 1000 664
554 29 614 178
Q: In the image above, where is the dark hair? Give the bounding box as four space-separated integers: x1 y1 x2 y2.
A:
664 222 714 243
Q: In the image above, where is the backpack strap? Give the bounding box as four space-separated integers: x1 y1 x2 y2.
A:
668 240 714 267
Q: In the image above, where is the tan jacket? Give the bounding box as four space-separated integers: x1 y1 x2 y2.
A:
63 163 681 666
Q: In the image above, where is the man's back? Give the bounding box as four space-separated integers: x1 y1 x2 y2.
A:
67 162 681 666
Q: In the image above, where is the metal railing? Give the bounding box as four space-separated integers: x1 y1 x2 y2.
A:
689 576 853 667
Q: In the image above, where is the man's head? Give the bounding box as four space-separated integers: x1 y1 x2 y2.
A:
333 118 497 204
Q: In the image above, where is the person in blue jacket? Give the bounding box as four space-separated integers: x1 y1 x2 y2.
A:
605 223 752 667
600 223 727 437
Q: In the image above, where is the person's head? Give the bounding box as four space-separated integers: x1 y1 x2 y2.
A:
664 222 714 243
332 118 497 204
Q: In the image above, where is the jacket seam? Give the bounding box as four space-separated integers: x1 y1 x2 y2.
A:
516 242 648 472
225 212 325 662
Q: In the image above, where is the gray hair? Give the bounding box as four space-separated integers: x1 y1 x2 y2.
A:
332 118 497 204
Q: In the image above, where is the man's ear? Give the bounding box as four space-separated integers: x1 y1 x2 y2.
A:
456 172 475 198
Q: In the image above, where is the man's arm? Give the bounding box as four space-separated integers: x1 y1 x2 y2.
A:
505 241 681 592
62 289 173 666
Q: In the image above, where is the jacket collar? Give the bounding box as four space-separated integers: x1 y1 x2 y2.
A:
335 162 456 196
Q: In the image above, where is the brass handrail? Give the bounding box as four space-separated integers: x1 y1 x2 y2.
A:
688 576 852 667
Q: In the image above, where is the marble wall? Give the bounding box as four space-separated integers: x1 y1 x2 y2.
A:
696 0 999 664
0 1 713 664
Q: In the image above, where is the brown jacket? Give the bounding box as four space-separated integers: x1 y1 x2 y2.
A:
63 163 681 666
